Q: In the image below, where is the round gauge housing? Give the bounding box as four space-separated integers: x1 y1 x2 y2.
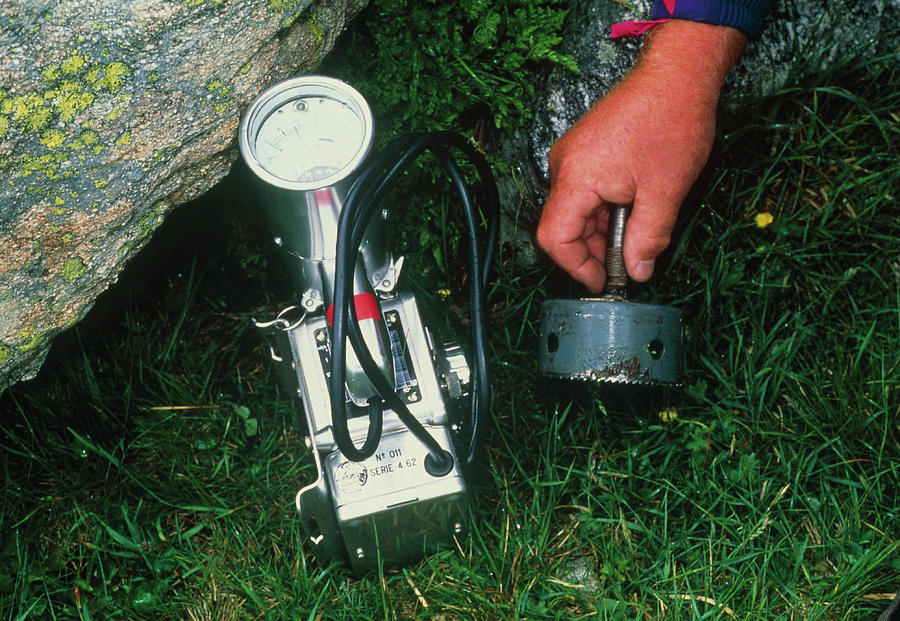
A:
239 76 374 191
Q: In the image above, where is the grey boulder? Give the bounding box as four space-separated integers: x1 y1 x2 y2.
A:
0 0 366 390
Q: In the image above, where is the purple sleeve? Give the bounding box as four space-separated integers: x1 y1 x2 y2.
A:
650 0 774 36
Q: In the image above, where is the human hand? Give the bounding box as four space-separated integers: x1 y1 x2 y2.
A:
536 20 746 292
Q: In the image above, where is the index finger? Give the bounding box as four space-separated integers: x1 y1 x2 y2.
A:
537 184 610 292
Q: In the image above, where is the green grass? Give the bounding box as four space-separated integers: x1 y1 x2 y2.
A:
1 22 899 621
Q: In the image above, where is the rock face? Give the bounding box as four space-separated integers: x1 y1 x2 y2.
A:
529 0 900 183
0 0 367 390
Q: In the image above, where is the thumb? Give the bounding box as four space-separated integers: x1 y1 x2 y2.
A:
623 195 681 282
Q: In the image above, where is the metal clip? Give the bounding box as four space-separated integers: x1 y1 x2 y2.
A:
373 256 405 294
252 305 307 363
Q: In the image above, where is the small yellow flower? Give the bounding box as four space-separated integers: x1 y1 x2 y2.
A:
754 212 774 228
658 407 678 423
436 288 451 300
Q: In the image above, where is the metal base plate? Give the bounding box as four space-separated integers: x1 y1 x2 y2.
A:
539 298 682 385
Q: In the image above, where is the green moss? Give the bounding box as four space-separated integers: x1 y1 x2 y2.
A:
137 201 168 239
40 128 67 150
18 152 66 180
0 49 128 152
70 129 102 151
104 106 124 121
307 10 325 47
204 79 234 116
238 61 251 76
55 83 96 122
147 72 160 83
84 67 101 85
94 178 109 189
269 0 307 27
61 233 75 244
0 344 10 366
18 327 44 352
267 0 305 9
95 61 131 94
42 64 61 83
60 257 86 282
115 130 132 148
2 93 53 133
61 50 89 75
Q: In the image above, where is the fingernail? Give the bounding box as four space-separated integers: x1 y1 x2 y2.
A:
633 259 655 281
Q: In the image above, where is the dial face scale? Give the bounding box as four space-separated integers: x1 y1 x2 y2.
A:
254 96 365 184
239 76 373 191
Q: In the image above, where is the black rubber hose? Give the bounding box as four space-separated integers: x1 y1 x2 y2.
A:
417 134 498 468
328 132 498 470
349 139 456 470
336 133 496 464
429 145 492 468
328 136 436 462
342 137 486 470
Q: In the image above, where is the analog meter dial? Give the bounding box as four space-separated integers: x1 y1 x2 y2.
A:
239 76 373 191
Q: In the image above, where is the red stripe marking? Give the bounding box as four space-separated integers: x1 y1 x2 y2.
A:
326 292 382 327
314 188 333 208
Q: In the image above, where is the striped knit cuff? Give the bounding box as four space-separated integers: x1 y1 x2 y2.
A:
649 0 774 36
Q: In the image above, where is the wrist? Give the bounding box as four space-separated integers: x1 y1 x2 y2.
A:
634 20 746 104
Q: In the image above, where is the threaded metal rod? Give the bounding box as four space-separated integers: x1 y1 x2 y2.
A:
604 204 628 298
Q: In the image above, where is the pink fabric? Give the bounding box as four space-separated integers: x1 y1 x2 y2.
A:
610 18 671 38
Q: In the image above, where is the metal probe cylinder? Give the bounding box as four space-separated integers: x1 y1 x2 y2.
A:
539 204 682 386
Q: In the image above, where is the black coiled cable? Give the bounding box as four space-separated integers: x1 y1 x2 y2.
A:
329 132 498 473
